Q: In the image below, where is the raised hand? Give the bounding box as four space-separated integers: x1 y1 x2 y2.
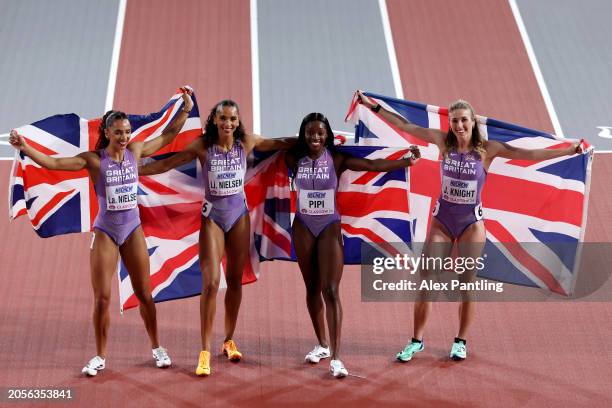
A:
356 90 376 109
8 130 28 151
180 86 194 113
409 145 421 159
573 139 585 155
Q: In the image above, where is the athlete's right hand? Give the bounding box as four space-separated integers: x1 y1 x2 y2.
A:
8 130 28 151
356 90 376 109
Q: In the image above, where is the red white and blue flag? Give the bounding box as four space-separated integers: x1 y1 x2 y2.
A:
345 92 593 295
244 142 413 265
8 91 257 311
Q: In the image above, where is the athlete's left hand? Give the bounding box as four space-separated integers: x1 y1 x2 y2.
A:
180 86 194 112
572 139 585 155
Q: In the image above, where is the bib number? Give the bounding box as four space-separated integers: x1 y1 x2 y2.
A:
299 189 335 216
105 182 138 211
441 176 478 204
432 200 440 216
474 203 484 220
201 199 212 217
208 170 244 196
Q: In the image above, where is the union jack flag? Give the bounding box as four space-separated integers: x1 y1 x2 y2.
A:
9 90 201 235
244 141 413 265
345 91 593 296
8 91 258 312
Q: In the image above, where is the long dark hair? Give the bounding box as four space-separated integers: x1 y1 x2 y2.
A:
201 100 246 148
288 112 336 174
443 100 486 158
96 110 129 150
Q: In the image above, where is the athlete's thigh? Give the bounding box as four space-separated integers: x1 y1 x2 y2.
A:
315 223 343 286
456 220 486 284
292 217 318 284
423 218 454 268
90 229 120 295
199 217 225 283
224 213 250 281
119 226 151 290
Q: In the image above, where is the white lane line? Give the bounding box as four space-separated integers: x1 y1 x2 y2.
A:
104 0 127 111
378 0 403 99
250 0 261 135
509 0 564 138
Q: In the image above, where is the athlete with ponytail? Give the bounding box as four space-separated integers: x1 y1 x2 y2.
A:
9 87 193 376
357 90 582 362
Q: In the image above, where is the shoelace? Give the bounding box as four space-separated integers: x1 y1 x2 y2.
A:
88 357 103 368
331 361 345 371
156 348 168 360
404 343 420 353
310 346 328 356
199 353 209 365
226 341 238 353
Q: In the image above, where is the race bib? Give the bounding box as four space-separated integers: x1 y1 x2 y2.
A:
208 170 244 196
106 182 138 211
474 203 484 220
299 189 335 216
201 198 212 217
441 176 477 205
432 200 440 216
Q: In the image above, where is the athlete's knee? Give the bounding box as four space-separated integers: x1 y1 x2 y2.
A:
133 287 154 305
304 282 321 298
322 284 340 303
415 299 433 309
93 293 111 312
202 279 221 295
459 291 475 302
225 275 243 291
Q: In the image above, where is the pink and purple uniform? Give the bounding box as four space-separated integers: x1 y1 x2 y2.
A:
201 142 248 232
93 148 141 245
432 150 486 239
294 148 341 237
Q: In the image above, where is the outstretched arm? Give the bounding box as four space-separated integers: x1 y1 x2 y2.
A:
138 138 201 176
342 145 420 172
486 139 582 162
9 130 90 171
136 86 195 158
243 133 297 154
357 90 445 147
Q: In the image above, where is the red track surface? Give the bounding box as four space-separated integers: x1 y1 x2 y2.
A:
387 0 553 132
1 159 611 406
113 0 253 130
